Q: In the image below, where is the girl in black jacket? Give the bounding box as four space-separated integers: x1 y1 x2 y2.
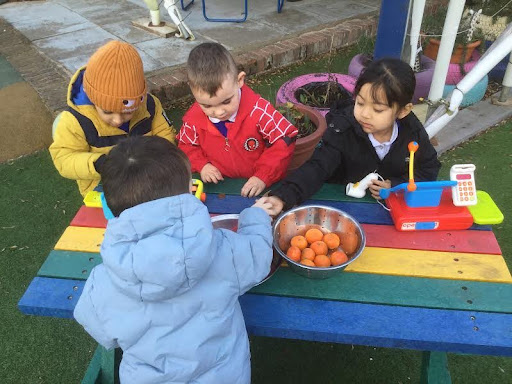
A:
267 58 441 215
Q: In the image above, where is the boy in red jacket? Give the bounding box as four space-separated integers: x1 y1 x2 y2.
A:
178 43 298 197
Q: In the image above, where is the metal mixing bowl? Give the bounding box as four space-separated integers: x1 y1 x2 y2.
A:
273 205 366 279
211 214 281 285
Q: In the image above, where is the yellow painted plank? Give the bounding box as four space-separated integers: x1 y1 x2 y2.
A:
56 227 512 283
54 226 105 253
344 247 512 283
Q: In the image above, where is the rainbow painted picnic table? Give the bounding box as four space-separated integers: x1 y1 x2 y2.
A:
18 179 512 383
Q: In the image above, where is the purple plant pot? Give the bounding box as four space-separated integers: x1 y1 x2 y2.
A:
276 73 356 116
445 50 481 85
348 54 436 103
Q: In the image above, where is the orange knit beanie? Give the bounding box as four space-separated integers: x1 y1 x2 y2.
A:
83 41 147 113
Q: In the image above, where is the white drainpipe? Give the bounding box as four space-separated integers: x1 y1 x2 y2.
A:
427 0 466 103
409 0 426 68
143 0 161 26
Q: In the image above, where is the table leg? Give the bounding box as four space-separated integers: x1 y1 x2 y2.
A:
420 351 452 384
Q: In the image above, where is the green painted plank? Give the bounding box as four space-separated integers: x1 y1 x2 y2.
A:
100 347 116 384
193 174 375 203
250 267 512 313
38 250 101 279
41 250 512 313
81 346 102 384
420 351 452 384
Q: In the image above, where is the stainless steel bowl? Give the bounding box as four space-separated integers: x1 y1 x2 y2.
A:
211 214 281 285
273 205 366 279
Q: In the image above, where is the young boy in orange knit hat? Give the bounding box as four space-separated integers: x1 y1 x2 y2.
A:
178 43 298 197
50 40 175 196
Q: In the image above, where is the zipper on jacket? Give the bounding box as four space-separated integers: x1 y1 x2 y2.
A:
224 137 230 151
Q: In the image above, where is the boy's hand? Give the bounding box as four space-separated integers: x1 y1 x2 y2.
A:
263 196 285 217
369 179 391 200
252 197 274 216
201 163 224 184
241 176 266 198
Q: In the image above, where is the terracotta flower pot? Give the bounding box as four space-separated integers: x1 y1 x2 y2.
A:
287 104 327 172
423 38 481 64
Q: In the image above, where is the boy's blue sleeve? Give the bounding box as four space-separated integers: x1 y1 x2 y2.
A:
73 267 119 350
219 207 273 295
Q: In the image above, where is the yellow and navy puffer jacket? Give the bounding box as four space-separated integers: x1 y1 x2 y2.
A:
49 67 175 196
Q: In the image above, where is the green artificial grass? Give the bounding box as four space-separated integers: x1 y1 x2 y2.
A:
2 45 511 383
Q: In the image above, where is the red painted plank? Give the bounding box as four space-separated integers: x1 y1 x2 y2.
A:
70 208 501 255
363 224 501 255
70 206 107 228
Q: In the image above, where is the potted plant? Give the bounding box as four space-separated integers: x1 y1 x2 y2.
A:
276 73 356 117
421 6 484 64
277 102 327 172
347 35 436 103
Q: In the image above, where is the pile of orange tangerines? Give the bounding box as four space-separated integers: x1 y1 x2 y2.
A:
285 228 358 268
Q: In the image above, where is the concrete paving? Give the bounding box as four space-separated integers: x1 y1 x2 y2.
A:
0 0 379 75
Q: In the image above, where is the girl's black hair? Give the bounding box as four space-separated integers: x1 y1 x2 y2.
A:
354 58 415 108
102 136 191 217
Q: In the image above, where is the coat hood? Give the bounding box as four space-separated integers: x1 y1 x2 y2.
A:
100 194 215 302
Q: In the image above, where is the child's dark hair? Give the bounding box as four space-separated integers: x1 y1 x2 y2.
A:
354 58 415 109
102 136 191 217
187 42 239 97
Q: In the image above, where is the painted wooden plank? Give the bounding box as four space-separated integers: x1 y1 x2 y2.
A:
203 194 492 230
71 206 107 228
251 268 512 313
66 208 501 255
240 294 512 356
18 277 512 356
38 250 101 279
420 351 452 384
81 345 102 384
54 226 105 253
18 277 84 318
346 247 512 283
52 227 508 282
363 224 501 254
36 250 512 313
202 178 375 203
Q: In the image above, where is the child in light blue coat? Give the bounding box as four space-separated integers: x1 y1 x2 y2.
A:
74 136 274 384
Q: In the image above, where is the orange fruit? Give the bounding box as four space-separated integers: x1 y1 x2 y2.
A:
310 240 328 256
340 232 358 254
305 228 324 244
330 251 349 266
290 235 308 250
323 233 340 249
301 259 316 267
286 246 301 262
301 247 316 261
314 254 331 267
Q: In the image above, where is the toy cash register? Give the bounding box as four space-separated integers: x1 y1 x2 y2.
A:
379 142 502 231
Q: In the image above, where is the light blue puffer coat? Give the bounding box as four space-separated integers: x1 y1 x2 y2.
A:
73 193 273 384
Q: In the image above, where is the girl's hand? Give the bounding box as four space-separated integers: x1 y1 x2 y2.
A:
252 197 274 216
369 179 391 200
241 176 266 198
200 163 224 184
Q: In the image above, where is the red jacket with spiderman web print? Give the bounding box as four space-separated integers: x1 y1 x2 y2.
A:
178 85 298 186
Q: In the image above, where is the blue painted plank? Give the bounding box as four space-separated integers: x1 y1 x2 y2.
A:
19 277 512 356
203 194 491 230
18 277 85 318
240 294 512 356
